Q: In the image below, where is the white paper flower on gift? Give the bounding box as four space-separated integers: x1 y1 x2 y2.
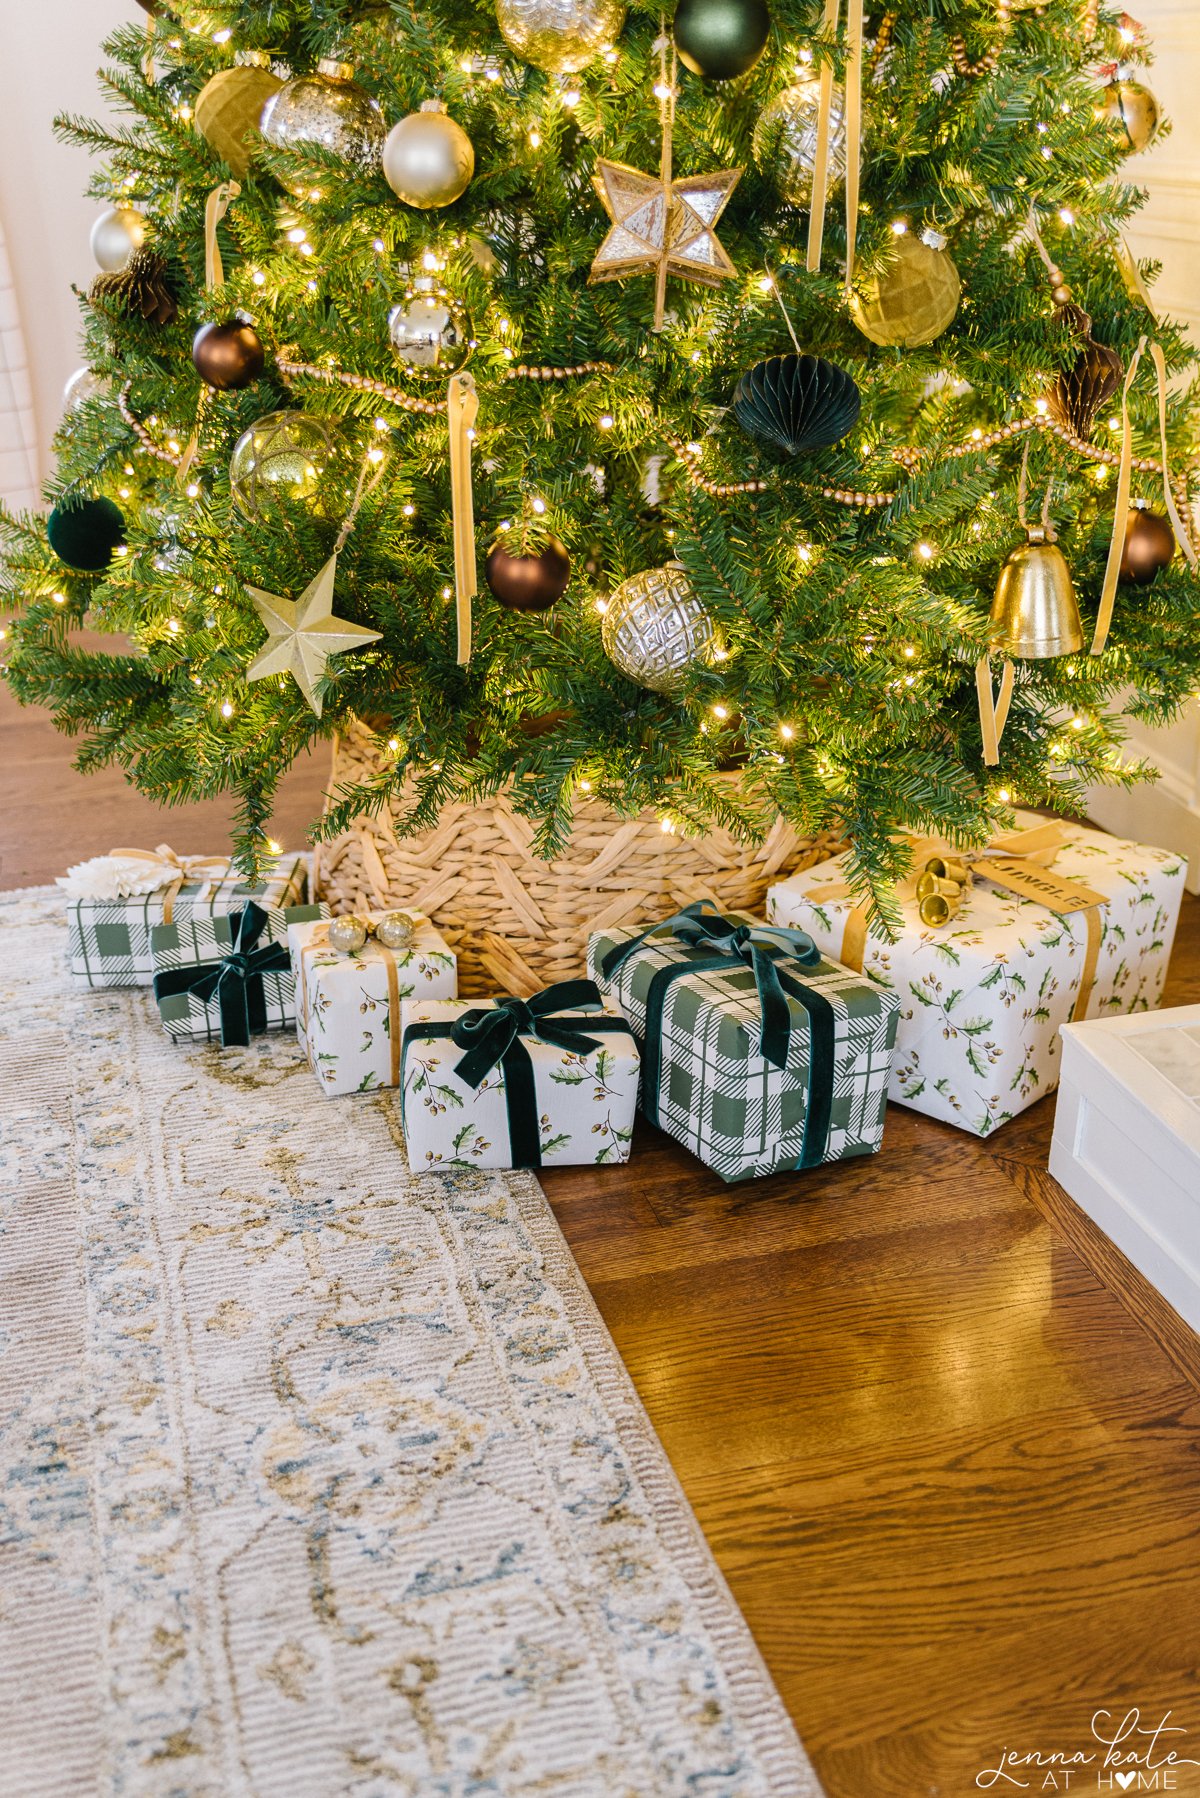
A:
56 845 231 900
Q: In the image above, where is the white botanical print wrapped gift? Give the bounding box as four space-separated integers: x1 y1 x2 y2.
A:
60 846 309 987
400 981 639 1169
289 912 457 1096
768 816 1187 1137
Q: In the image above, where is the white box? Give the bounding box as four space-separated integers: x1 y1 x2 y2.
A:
1050 1005 1200 1335
290 911 457 1096
768 820 1187 1137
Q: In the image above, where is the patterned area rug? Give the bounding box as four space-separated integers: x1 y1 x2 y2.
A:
0 888 821 1798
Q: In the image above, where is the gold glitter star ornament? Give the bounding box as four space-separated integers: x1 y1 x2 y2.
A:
589 157 741 325
245 553 382 717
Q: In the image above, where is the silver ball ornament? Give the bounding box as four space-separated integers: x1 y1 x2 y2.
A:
388 280 471 377
375 911 419 951
259 59 385 176
601 563 720 695
753 78 846 206
90 205 147 273
495 0 628 74
229 410 335 518
327 914 370 953
382 101 474 209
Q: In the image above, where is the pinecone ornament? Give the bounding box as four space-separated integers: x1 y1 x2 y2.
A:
89 249 178 326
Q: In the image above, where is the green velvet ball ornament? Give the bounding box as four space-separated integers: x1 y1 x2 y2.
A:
673 0 770 81
46 497 126 572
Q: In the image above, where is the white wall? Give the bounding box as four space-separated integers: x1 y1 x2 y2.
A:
0 1 138 497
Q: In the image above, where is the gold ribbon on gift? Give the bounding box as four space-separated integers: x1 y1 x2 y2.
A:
109 843 233 924
299 923 403 1088
811 821 1108 1022
1092 334 1197 656
806 0 863 291
447 371 478 665
203 180 241 290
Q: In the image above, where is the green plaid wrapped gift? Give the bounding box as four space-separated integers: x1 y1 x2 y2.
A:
60 846 309 988
589 903 899 1183
151 900 326 1042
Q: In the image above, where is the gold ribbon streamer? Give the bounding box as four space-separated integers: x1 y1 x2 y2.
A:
806 0 862 289
447 372 479 665
142 14 156 85
1114 235 1158 320
1092 337 1196 657
203 180 241 291
301 926 404 1087
975 654 1014 768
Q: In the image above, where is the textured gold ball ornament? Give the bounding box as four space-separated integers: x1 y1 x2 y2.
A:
601 563 720 695
496 0 628 74
229 410 335 518
382 101 474 209
194 51 285 181
850 231 961 349
988 529 1083 659
375 911 419 950
90 206 147 272
327 914 370 952
259 59 385 175
752 76 846 205
1097 79 1159 155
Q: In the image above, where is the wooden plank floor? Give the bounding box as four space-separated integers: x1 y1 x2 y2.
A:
6 675 1200 1796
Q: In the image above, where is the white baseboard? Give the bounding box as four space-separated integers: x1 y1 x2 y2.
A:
1087 780 1200 893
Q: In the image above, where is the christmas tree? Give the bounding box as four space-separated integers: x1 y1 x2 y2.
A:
2 0 1196 913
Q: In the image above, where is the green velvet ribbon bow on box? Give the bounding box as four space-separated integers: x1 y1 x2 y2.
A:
152 901 291 1047
600 901 836 1169
401 978 634 1168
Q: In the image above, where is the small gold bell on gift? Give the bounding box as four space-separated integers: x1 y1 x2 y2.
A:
916 870 965 928
989 528 1084 659
924 854 970 885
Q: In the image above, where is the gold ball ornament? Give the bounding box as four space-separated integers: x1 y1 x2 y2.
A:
375 911 419 951
194 52 285 180
90 205 147 272
601 563 720 695
327 915 370 953
1097 79 1159 155
495 0 628 74
850 232 961 348
229 410 335 518
382 101 474 210
388 277 471 376
752 77 846 206
259 59 385 176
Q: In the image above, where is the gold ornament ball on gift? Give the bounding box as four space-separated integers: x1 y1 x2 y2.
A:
753 77 846 206
989 531 1083 659
850 233 960 349
229 410 335 518
328 914 369 952
259 59 385 175
194 52 284 180
496 0 627 74
601 563 720 695
376 911 418 950
1097 79 1159 155
382 101 474 209
90 205 146 272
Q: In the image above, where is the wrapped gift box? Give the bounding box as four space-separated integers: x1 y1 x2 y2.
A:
60 847 308 987
767 817 1188 1137
290 911 458 1096
400 982 639 1170
589 907 899 1183
151 900 326 1043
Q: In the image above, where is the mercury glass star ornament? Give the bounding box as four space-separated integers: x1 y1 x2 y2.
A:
589 157 741 328
245 553 382 717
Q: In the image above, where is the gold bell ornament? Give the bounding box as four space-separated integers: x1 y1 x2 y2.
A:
989 526 1084 660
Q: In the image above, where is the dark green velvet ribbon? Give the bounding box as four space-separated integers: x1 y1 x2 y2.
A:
401 978 634 1168
600 902 836 1170
152 901 291 1047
